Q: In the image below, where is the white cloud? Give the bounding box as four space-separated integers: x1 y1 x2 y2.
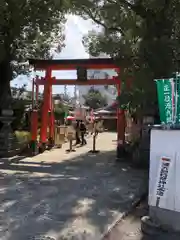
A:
55 17 87 59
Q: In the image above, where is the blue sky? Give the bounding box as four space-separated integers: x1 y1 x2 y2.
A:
11 15 98 96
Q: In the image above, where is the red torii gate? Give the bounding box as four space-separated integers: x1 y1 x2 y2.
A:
29 58 126 153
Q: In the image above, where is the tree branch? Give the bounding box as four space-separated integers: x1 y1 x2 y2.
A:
110 0 155 19
82 6 125 36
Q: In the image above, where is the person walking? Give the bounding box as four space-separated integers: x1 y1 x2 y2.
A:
80 120 87 145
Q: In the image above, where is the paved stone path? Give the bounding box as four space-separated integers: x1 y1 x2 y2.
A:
0 132 148 240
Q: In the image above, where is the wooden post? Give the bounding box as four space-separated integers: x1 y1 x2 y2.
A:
89 126 99 154
69 139 73 151
92 134 97 152
39 67 51 152
66 132 76 153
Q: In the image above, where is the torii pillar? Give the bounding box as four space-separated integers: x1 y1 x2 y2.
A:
116 73 126 160
39 67 52 152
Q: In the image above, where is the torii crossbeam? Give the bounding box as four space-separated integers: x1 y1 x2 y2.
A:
29 58 126 154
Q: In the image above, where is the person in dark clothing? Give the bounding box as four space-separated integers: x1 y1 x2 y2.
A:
80 120 87 145
75 120 81 145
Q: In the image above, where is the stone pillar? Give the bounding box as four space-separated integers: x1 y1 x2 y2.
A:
0 109 16 157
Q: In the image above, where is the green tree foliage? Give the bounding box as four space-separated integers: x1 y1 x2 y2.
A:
73 0 180 115
11 84 27 99
0 0 67 109
54 102 69 115
54 103 69 120
83 88 107 109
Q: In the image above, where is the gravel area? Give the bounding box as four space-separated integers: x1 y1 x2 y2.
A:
0 133 148 240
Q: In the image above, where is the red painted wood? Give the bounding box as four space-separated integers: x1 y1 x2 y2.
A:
32 78 35 109
35 84 39 103
29 58 121 71
40 68 52 144
34 64 118 71
35 78 119 86
31 110 38 141
49 86 54 140
30 58 126 149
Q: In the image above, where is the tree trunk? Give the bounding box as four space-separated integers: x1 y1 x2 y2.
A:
0 58 12 130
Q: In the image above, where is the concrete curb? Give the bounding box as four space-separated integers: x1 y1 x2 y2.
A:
141 215 180 237
101 189 148 239
141 216 163 236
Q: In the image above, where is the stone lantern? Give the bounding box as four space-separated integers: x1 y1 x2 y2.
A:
0 95 16 157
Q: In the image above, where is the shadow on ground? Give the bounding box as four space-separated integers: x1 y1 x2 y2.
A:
0 149 147 240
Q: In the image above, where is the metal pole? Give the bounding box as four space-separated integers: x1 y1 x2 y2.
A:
69 139 72 151
89 131 99 154
66 138 76 153
92 134 96 151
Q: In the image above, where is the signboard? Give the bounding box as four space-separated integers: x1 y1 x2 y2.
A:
67 126 75 140
156 79 174 124
149 129 179 211
77 66 87 81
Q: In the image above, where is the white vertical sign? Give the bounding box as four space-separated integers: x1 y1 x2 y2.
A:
149 129 180 213
175 151 180 212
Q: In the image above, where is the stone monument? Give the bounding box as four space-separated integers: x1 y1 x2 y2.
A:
0 95 17 157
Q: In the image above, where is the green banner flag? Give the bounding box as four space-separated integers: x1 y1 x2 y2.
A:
156 79 174 124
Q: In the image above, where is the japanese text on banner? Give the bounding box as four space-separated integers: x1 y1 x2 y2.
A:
156 79 173 124
164 84 173 123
